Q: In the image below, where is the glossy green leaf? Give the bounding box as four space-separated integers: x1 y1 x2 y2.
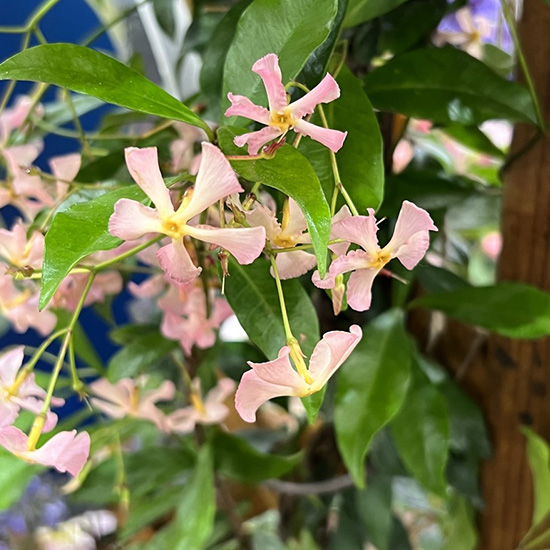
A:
344 0 409 27
212 431 301 483
40 185 146 310
218 126 331 276
522 427 550 526
335 310 412 487
164 446 215 550
0 44 211 135
222 0 338 118
0 450 37 510
391 361 450 496
410 283 550 339
364 47 537 125
222 259 319 359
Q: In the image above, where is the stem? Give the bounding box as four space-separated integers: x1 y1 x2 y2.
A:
64 90 93 159
269 254 293 341
92 235 163 272
501 0 546 131
0 27 27 34
0 32 31 115
68 338 84 394
26 0 63 30
225 153 266 161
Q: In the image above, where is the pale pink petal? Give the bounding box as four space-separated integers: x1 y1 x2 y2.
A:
156 240 201 283
161 311 186 340
143 380 175 404
31 430 90 477
166 407 197 434
384 201 437 269
252 53 288 113
0 96 34 141
0 425 28 452
234 126 282 155
49 153 81 185
246 203 281 241
204 378 236 409
274 250 317 280
0 346 25 387
225 94 270 124
312 249 371 289
392 140 414 174
293 119 347 152
90 378 132 409
481 231 502 261
346 268 379 312
0 402 19 428
128 275 166 298
90 398 127 419
109 199 163 241
3 143 42 174
249 348 308 389
185 224 266 265
308 325 362 386
329 205 352 257
332 211 380 254
290 74 341 119
280 198 308 238
179 143 243 221
210 298 233 328
124 147 174 217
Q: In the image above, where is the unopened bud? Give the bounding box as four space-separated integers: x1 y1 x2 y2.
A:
218 249 230 278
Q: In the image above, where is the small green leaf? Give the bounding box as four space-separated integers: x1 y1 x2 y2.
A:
222 259 319 359
222 0 338 119
364 47 537 125
0 44 211 135
212 431 301 483
0 449 37 510
522 427 550 526
335 310 412 487
344 0 409 27
40 185 146 310
218 126 331 277
410 283 550 339
390 360 450 496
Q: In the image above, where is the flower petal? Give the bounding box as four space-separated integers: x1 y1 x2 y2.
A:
384 200 437 269
156 240 201 284
0 346 24 387
225 93 270 124
293 119 347 152
332 211 380 254
246 203 281 241
308 325 362 387
124 147 174 217
252 54 288 112
234 126 282 155
312 249 371 289
274 250 317 280
346 268 379 312
166 408 197 434
290 73 341 118
109 199 163 241
186 224 266 265
179 143 243 220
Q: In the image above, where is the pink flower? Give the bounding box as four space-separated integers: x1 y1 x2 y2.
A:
225 53 347 155
0 221 44 270
90 377 175 430
109 143 266 283
0 95 38 144
481 231 502 261
313 201 437 312
392 140 414 174
235 325 362 423
166 377 236 434
0 346 64 430
49 152 81 201
160 281 232 356
0 425 90 477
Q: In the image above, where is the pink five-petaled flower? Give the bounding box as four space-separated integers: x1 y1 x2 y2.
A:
109 143 266 284
166 377 236 434
0 346 64 430
235 325 362 423
225 53 347 155
313 201 438 312
90 377 175 431
0 426 90 477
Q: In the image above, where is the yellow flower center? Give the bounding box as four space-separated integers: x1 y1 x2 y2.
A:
190 392 207 416
270 109 295 132
161 217 185 240
369 250 391 269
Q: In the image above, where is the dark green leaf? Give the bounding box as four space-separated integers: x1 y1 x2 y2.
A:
222 0 338 119
335 310 412 487
218 126 331 276
153 0 176 38
0 450 37 510
212 431 301 483
522 427 550 526
410 283 550 339
344 0 409 27
415 265 471 295
0 44 211 135
364 47 537 125
391 360 450 496
442 124 506 158
40 185 146 309
357 475 393 550
222 259 319 359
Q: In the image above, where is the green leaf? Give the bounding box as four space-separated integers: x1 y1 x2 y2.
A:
344 0 409 27
164 445 215 550
522 427 550 526
364 47 537 125
410 283 550 339
390 360 450 496
0 449 37 510
334 310 412 487
218 126 331 276
212 431 301 483
442 124 506 158
0 44 211 135
222 259 319 359
441 495 478 550
40 185 146 309
222 0 338 118
356 475 393 550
